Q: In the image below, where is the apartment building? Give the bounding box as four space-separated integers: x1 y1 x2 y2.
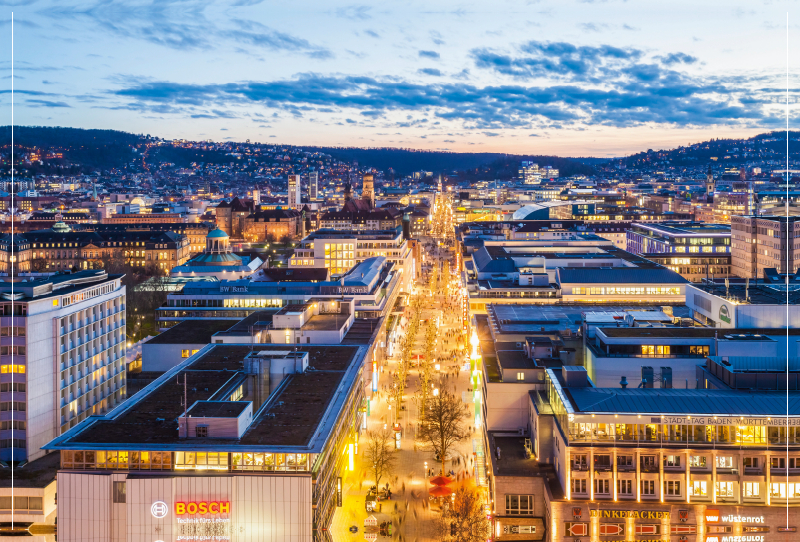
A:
731 215 800 278
0 270 126 462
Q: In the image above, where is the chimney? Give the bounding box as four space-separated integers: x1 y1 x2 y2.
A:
620 376 628 389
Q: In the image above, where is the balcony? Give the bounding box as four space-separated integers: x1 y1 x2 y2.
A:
744 466 762 475
640 464 659 473
617 464 635 472
594 464 613 472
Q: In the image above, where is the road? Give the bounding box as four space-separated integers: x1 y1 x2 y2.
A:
330 218 475 542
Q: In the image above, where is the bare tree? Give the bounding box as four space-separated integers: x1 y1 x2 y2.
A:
436 481 490 542
365 428 397 489
418 381 471 475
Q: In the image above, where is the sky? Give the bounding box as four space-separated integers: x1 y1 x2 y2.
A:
0 0 798 156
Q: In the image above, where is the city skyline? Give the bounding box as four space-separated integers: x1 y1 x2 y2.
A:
1 0 797 156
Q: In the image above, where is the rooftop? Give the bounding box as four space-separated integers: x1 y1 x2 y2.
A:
0 451 59 488
146 320 235 345
50 344 363 450
565 386 800 417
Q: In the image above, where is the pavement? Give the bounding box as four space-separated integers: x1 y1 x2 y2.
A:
330 224 475 542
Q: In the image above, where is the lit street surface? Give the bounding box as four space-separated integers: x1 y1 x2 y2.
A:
330 195 482 541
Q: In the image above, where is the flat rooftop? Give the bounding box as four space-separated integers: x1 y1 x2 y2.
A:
146 320 236 344
187 401 249 418
51 344 363 451
303 314 350 331
565 386 800 417
691 280 800 305
488 304 693 335
599 327 800 339
0 451 59 488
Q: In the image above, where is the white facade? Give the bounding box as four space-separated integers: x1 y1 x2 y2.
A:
308 171 318 200
56 471 312 542
4 273 126 462
287 175 301 208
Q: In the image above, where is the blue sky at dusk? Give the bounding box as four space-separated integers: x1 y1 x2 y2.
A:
0 0 797 156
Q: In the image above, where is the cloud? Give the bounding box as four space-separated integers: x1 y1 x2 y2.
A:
364 29 380 38
35 3 331 58
418 68 442 76
112 70 768 130
26 98 71 107
335 5 372 20
472 40 644 80
659 52 698 65
419 50 440 59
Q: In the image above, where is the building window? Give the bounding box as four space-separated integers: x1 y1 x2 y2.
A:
617 455 633 468
743 457 759 469
516 372 524 381
594 479 610 495
571 478 587 494
716 482 734 498
743 482 760 497
617 479 633 495
690 480 707 497
113 481 126 503
571 454 587 470
196 425 208 438
689 455 706 468
505 494 534 515
664 480 681 496
663 455 681 467
716 456 734 469
640 480 655 495
181 350 190 358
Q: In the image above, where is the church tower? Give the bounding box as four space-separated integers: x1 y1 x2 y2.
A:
362 173 375 209
705 166 715 199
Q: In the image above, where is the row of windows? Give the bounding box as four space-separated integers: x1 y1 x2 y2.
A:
62 450 312 472
571 287 681 296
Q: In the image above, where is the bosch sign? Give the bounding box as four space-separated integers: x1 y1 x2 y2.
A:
175 501 230 515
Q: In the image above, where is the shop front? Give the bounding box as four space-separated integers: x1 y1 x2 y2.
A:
550 502 798 542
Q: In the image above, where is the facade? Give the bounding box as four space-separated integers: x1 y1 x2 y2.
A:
74 222 213 256
731 215 800 278
215 197 256 239
288 174 301 208
170 228 263 280
626 222 731 256
686 276 800 329
529 365 800 541
642 253 732 283
101 213 184 225
45 343 368 542
156 256 403 329
9 224 192 274
308 170 318 200
288 227 412 285
361 173 375 209
0 270 126 462
319 208 402 231
242 208 303 243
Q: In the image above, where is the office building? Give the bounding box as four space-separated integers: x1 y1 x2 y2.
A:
525 365 800 539
0 270 126 462
288 174 301 208
686 273 800 328
309 170 319 200
46 343 368 542
156 256 402 329
289 227 412 286
465 239 687 312
626 222 731 256
731 215 800 278
319 208 402 232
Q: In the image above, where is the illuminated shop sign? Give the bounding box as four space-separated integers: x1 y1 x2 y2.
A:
589 509 670 520
704 510 764 524
175 501 230 515
706 537 764 542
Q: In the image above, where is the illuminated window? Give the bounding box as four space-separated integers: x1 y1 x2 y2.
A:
690 480 707 496
663 480 681 496
743 482 760 497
